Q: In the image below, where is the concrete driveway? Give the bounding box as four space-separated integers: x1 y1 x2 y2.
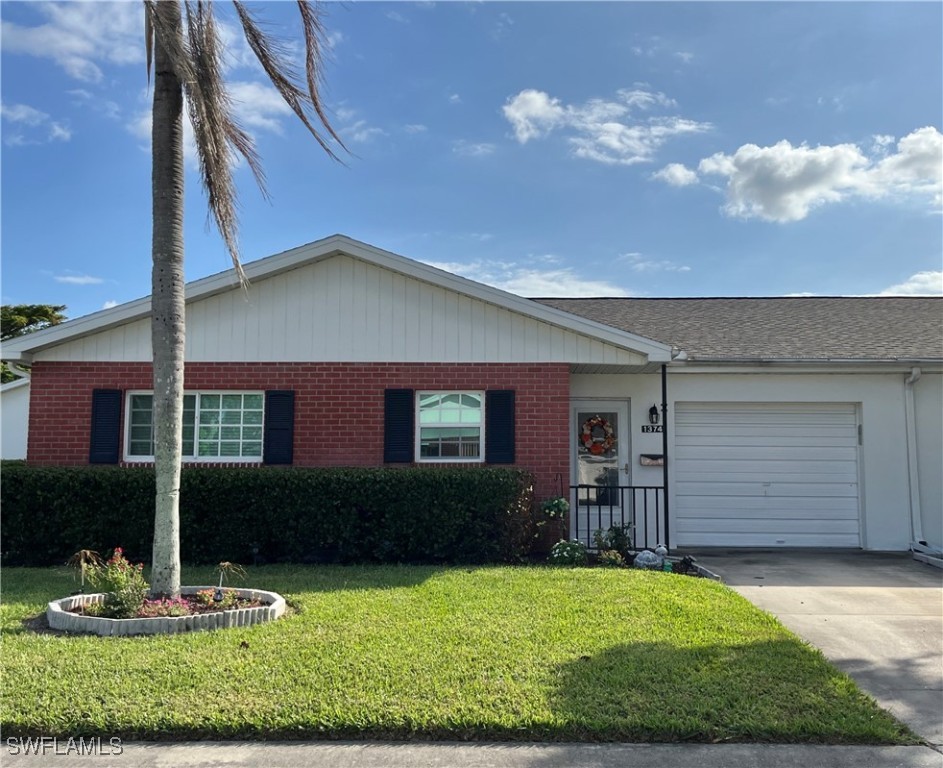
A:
694 550 943 747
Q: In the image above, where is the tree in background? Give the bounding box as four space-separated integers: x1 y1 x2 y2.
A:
1 304 67 383
144 0 344 596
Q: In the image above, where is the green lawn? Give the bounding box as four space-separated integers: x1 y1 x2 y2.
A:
0 565 915 743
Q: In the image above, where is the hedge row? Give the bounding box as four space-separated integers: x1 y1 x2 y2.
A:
0 463 536 567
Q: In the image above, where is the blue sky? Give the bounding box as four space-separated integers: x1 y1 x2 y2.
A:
2 1 941 320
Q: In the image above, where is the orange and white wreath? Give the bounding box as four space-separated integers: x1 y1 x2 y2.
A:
580 415 616 456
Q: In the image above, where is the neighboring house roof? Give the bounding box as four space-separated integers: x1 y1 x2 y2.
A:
536 297 943 362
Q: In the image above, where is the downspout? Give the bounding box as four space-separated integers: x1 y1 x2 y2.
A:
903 367 942 562
661 362 670 551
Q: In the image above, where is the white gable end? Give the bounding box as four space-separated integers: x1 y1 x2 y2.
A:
36 254 650 366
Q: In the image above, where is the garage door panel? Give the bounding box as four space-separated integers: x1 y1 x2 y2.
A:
676 433 857 448
677 482 858 498
677 532 862 548
674 402 860 548
675 445 858 462
675 459 858 477
675 496 859 513
677 518 861 535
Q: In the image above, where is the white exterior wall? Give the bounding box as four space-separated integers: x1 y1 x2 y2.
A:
914 373 943 549
35 255 646 367
571 369 941 552
0 380 30 459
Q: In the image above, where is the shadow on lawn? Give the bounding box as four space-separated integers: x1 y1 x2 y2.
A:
547 640 918 744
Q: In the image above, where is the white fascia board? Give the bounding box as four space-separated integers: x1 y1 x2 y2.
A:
0 234 674 363
669 359 943 375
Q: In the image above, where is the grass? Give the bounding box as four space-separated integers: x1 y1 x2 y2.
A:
0 565 916 743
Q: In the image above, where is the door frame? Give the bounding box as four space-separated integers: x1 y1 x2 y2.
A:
570 398 632 539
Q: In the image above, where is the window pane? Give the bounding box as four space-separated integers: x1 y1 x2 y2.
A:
200 394 220 409
220 426 241 440
219 442 241 457
243 394 263 410
199 426 219 441
130 394 152 411
243 426 262 441
242 441 262 457
198 441 218 457
130 426 151 441
221 410 242 425
183 394 196 410
201 410 220 425
244 410 263 425
129 441 151 456
461 394 481 408
222 394 242 409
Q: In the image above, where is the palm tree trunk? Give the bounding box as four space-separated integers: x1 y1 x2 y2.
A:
150 0 185 598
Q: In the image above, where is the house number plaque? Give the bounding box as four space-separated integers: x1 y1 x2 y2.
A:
641 425 663 433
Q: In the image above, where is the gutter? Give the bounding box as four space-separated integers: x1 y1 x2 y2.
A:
903 367 943 566
6 363 31 381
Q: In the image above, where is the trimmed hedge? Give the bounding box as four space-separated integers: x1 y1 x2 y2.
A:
0 463 535 567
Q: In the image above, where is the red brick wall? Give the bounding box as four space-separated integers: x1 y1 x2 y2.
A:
27 362 571 499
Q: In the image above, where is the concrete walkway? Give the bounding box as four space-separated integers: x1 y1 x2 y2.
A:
694 550 943 747
3 741 942 768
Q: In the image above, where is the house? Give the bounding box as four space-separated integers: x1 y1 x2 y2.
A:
0 377 30 459
2 235 941 553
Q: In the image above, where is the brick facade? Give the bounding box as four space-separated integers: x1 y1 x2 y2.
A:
27 361 571 499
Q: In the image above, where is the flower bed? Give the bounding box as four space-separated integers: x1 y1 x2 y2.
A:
47 586 286 636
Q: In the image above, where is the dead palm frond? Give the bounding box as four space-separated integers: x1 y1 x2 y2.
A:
66 549 104 592
143 0 345 285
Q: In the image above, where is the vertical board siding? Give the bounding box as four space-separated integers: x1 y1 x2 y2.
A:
674 402 861 548
35 256 645 366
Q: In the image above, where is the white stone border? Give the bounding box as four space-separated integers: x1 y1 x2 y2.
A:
46 586 286 636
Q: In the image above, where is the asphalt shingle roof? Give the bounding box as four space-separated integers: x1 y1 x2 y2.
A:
535 297 943 361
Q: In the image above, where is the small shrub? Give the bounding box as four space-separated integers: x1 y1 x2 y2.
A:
592 524 634 556
139 597 191 617
549 539 588 566
86 547 149 619
596 549 625 568
540 496 570 519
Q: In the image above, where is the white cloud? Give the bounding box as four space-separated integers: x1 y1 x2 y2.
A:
102 300 119 310
878 271 943 296
619 252 691 273
448 93 462 104
675 51 694 64
385 11 409 24
651 163 698 187
452 140 496 157
503 88 710 165
54 273 103 286
422 259 632 298
404 124 428 134
1 103 47 125
695 126 943 222
1 102 71 145
346 120 385 144
1 2 143 83
228 81 292 134
491 12 514 41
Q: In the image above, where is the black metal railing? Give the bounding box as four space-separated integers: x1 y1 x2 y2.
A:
569 485 666 551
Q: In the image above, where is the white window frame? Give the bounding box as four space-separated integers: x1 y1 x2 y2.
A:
415 390 485 464
123 390 265 464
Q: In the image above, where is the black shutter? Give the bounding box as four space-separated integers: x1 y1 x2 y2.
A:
89 389 122 464
263 390 295 465
485 390 515 464
384 388 414 463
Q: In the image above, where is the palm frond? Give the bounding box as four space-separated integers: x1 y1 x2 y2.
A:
233 0 346 161
144 0 345 286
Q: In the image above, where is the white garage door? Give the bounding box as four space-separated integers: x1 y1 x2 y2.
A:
674 402 861 548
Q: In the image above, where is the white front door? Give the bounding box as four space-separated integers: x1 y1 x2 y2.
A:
570 400 631 544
